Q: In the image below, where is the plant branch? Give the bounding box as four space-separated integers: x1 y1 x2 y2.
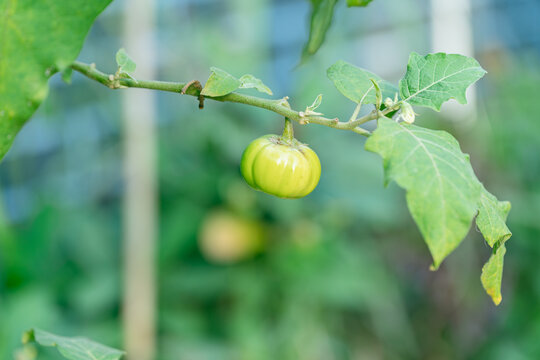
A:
71 61 395 137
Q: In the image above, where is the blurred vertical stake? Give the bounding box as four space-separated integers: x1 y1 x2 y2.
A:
430 0 477 122
122 0 157 358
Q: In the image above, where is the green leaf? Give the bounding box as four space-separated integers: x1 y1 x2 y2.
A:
301 0 339 62
399 52 487 111
477 186 511 305
239 74 273 95
366 117 512 302
476 186 512 248
370 78 382 109
0 0 113 161
201 69 272 97
23 328 125 360
327 60 398 104
347 0 374 6
481 243 506 306
115 48 137 74
201 67 242 97
365 118 482 269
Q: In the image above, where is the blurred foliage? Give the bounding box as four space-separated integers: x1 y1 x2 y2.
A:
1 1 540 360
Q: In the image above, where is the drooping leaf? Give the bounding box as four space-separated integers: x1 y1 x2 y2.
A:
200 67 242 97
0 0 113 161
327 60 398 104
481 243 506 306
115 48 137 74
476 186 512 248
239 74 273 95
23 328 125 360
399 52 487 111
347 0 374 6
365 117 483 269
301 0 339 62
476 186 511 305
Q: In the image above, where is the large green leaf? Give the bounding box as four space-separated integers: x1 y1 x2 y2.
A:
24 328 125 360
327 60 398 104
366 117 511 303
0 0 113 161
365 118 482 269
301 0 339 63
399 52 487 111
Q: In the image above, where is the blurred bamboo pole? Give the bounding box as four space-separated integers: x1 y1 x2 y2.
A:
430 0 477 122
121 0 157 358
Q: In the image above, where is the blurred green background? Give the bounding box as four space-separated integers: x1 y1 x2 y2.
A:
1 0 540 359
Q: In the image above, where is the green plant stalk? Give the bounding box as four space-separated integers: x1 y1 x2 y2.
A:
281 117 294 143
71 61 396 137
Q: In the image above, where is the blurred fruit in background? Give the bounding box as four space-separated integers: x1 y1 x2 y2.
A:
198 209 265 264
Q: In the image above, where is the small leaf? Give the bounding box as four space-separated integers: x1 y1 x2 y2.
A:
399 52 487 111
370 78 382 109
301 0 339 62
399 102 417 124
476 186 512 248
239 74 273 95
24 328 125 360
201 67 242 97
481 243 506 305
347 0 374 6
301 94 324 117
327 60 398 105
365 118 482 269
115 48 136 74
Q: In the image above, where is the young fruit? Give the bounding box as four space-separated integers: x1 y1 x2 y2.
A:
240 120 321 199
